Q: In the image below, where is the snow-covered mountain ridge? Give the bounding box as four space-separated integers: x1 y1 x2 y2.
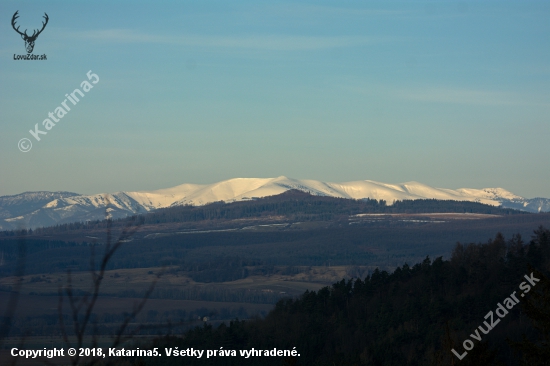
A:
1 177 548 230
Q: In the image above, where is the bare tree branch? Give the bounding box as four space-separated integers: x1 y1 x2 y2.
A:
58 196 148 366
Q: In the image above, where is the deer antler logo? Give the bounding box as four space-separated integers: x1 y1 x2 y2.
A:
12 10 49 54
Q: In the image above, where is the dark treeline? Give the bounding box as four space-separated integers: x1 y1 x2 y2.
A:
126 227 550 366
0 238 77 264
0 190 525 237
1 214 549 278
119 286 283 304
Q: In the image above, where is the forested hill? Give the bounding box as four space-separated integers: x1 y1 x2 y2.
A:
12 190 526 237
136 190 524 223
131 227 550 366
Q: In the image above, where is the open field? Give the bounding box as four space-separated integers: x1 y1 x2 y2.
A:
0 266 346 299
0 291 275 320
0 266 340 346
350 212 501 219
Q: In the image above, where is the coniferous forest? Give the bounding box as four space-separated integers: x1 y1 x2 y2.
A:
121 227 550 366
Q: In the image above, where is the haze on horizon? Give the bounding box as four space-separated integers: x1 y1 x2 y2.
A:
1 1 549 199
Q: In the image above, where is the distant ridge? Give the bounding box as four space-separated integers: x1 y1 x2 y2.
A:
1 177 549 230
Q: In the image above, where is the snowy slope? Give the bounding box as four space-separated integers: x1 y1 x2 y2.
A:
169 177 509 206
1 177 548 230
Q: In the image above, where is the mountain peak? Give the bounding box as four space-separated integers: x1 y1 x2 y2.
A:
1 177 548 230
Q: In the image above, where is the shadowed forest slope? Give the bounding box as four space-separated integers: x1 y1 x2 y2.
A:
131 227 550 366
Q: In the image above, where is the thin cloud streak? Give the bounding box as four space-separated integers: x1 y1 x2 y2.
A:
349 84 549 107
58 29 389 51
399 87 549 107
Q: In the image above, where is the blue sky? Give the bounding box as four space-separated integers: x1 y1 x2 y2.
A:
0 1 549 198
